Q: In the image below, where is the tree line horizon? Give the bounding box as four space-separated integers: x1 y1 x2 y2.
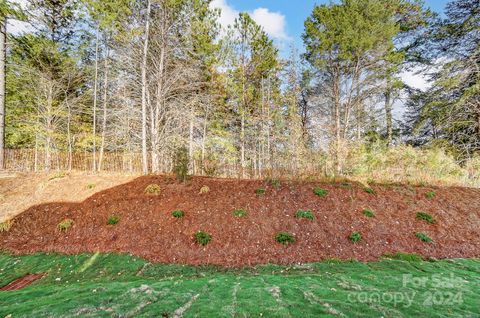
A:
0 0 478 179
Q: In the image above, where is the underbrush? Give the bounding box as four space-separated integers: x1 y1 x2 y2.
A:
340 142 480 187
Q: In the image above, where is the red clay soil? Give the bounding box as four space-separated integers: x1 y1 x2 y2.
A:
1 175 480 267
0 274 46 291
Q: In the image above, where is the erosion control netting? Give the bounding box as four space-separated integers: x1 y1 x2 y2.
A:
1 176 479 266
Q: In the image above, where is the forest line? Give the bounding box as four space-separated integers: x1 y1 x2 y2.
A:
0 0 478 183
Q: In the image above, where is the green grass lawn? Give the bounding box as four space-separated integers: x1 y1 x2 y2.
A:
0 253 479 317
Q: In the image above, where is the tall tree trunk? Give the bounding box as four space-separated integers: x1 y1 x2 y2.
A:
356 85 362 140
66 96 72 171
385 77 393 146
188 107 194 174
141 0 151 175
98 42 109 171
45 85 53 171
151 36 166 174
333 71 341 175
201 104 209 174
0 16 6 170
240 31 246 179
92 26 99 172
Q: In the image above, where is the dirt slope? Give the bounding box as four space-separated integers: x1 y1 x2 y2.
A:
1 175 479 266
0 172 136 223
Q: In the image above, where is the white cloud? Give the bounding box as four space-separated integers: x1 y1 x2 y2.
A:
210 0 238 29
7 0 32 35
210 0 289 40
250 8 288 40
400 68 430 91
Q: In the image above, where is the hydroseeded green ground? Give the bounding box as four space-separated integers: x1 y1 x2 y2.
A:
0 253 479 317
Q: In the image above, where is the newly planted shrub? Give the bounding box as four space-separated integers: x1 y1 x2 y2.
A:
416 232 432 243
107 215 120 225
295 210 315 220
363 209 375 218
195 231 212 246
425 191 436 199
349 232 362 243
233 208 247 217
255 188 266 195
145 184 161 195
313 187 328 197
199 186 210 194
275 232 296 245
0 220 13 232
416 212 435 224
58 219 74 231
172 210 185 218
271 178 281 188
364 187 375 194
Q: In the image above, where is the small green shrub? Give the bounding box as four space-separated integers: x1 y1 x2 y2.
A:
199 186 210 194
0 220 13 232
255 188 266 195
172 210 185 218
416 232 432 243
195 231 212 246
58 219 74 231
349 231 362 243
364 187 375 194
233 208 247 217
416 212 435 224
107 215 120 225
275 232 296 245
87 183 96 190
363 209 375 218
382 252 423 262
145 184 161 195
425 191 436 199
49 171 66 181
295 210 315 220
271 178 281 188
313 187 328 197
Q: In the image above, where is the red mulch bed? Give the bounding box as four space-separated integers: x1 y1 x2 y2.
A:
0 273 46 291
1 176 480 267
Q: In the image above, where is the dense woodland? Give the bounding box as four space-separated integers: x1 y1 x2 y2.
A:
0 0 478 181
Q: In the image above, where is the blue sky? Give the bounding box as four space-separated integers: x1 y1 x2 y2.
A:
211 0 451 51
